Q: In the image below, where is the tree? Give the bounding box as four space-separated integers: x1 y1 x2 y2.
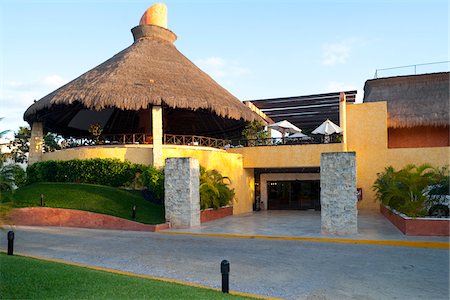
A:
241 120 268 145
8 126 61 163
8 126 30 163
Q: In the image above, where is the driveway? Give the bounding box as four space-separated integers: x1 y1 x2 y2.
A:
1 226 449 299
168 210 449 242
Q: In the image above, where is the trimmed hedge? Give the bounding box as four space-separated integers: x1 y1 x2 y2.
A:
26 159 164 193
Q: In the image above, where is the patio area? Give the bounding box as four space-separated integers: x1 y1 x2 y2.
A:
165 210 449 242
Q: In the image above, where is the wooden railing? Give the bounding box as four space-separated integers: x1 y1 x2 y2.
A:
60 133 341 149
61 133 153 148
164 134 231 148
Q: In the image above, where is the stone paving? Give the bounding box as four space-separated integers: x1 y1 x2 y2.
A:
166 210 449 242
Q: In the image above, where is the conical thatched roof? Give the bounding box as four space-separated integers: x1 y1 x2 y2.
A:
363 72 449 128
24 24 257 126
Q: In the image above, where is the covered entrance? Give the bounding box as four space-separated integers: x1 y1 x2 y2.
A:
267 180 320 210
254 167 321 211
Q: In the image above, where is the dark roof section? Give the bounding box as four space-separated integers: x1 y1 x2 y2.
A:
363 72 449 128
244 91 357 129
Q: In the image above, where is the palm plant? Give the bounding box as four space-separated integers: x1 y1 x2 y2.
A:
373 164 443 217
199 167 235 210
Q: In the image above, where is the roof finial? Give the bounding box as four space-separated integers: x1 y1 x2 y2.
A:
139 3 168 29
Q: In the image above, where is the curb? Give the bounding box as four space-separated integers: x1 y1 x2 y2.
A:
160 231 450 249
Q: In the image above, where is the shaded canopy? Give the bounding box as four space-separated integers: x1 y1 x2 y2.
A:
24 24 257 137
363 72 449 128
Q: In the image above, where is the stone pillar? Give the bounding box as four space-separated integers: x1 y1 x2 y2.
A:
152 105 163 168
28 122 44 165
320 152 357 235
339 92 348 151
164 158 200 228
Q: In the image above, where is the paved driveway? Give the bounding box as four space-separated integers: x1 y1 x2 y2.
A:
168 210 449 242
1 226 449 299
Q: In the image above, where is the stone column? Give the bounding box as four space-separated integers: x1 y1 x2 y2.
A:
164 158 200 228
320 152 357 235
152 105 163 168
28 122 44 165
339 92 348 151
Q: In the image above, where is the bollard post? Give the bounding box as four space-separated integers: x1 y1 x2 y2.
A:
220 260 230 293
7 231 14 255
132 205 136 219
40 193 44 207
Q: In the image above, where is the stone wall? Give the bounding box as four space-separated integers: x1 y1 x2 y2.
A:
164 157 200 228
320 152 357 235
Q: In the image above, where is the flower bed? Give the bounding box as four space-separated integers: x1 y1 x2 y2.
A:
200 206 233 223
380 205 449 236
9 207 169 232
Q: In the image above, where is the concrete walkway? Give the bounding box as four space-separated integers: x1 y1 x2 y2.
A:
166 210 449 242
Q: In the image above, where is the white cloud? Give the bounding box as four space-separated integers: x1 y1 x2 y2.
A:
322 39 355 66
195 56 250 79
0 75 68 135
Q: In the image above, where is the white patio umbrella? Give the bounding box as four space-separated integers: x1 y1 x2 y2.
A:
311 119 343 135
268 120 302 137
288 132 311 139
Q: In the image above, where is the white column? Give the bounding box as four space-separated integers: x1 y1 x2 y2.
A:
152 105 163 168
28 122 44 165
339 92 348 151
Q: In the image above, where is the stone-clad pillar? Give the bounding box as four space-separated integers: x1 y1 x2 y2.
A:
320 152 357 235
152 105 163 168
28 122 44 165
164 158 200 228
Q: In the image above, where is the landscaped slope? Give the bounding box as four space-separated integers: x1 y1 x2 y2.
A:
12 183 165 224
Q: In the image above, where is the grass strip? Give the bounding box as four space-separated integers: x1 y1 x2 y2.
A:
0 253 254 299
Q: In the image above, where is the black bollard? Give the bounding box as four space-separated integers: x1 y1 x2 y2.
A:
220 260 230 293
7 231 14 255
132 205 136 219
40 193 44 207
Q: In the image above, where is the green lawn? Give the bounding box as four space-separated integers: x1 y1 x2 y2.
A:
12 182 165 224
0 253 251 299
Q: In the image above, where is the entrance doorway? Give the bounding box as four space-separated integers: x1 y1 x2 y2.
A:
267 180 320 210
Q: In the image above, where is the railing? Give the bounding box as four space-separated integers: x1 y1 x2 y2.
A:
230 134 342 147
164 134 231 148
60 133 341 149
374 61 449 79
61 133 153 148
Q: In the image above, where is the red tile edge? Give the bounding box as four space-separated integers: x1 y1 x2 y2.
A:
200 206 233 223
9 207 169 232
380 205 449 236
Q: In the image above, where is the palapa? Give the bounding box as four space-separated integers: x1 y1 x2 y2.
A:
24 21 257 135
363 72 449 128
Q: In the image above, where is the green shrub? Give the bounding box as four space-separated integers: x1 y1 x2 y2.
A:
26 159 164 197
373 164 448 217
199 167 235 210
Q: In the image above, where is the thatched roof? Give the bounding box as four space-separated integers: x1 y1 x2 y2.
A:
24 24 257 124
363 72 449 128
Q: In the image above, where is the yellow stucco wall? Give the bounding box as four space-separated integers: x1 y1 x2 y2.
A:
347 102 449 210
162 145 254 215
43 145 254 215
42 145 154 165
227 143 343 168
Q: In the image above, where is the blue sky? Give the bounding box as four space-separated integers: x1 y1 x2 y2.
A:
0 0 448 136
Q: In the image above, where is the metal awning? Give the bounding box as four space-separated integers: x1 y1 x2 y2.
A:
244 90 357 130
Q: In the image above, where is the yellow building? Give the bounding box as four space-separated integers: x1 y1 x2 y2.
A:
24 4 449 216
